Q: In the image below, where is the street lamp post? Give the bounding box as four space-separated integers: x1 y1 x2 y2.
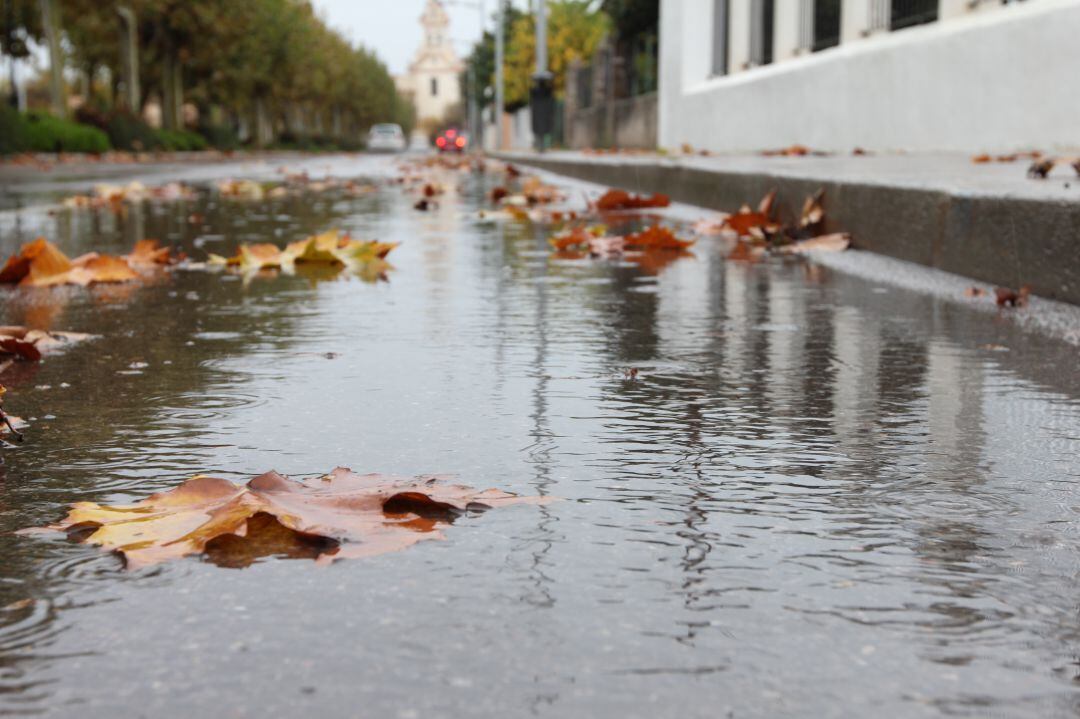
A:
530 0 553 152
494 0 505 151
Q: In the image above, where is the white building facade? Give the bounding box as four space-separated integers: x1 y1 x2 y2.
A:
659 0 1080 153
397 0 464 125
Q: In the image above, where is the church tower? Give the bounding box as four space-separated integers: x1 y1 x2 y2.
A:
396 0 464 125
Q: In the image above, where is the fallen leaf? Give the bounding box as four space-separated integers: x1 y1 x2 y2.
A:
800 189 826 233
1027 159 1055 179
521 177 562 205
25 468 555 569
594 189 670 211
691 214 732 236
778 232 850 254
124 239 175 267
0 238 137 287
623 225 695 251
216 230 397 274
491 186 509 203
549 227 592 252
995 285 1031 308
587 235 626 258
216 179 266 200
964 287 986 298
761 145 811 157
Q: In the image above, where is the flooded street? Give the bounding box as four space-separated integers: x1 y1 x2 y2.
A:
1 154 1079 718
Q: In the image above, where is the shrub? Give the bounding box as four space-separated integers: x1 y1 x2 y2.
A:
103 110 160 151
0 105 30 154
198 122 240 151
22 112 110 153
154 129 208 152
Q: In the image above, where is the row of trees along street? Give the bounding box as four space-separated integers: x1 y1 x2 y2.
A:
0 0 415 153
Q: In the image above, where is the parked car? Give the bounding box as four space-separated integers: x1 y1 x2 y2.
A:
367 123 406 152
435 127 468 153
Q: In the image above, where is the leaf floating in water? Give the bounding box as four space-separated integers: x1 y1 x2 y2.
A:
0 238 180 288
777 233 851 255
23 468 555 569
593 189 670 212
208 230 397 281
0 326 92 362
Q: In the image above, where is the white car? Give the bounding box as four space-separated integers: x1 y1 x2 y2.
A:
367 124 406 152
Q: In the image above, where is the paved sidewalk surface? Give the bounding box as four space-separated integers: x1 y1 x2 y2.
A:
498 150 1080 305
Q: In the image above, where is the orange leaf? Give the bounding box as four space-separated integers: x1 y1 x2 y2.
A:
623 225 695 251
594 189 670 211
24 468 555 569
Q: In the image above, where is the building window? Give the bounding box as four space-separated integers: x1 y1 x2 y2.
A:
711 0 729 76
812 0 841 51
749 0 774 67
431 78 438 97
890 0 938 30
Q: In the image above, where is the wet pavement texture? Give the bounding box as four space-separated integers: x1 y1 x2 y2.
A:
1 155 1079 718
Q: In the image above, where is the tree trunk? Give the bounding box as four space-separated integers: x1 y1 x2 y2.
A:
38 0 65 117
116 6 140 112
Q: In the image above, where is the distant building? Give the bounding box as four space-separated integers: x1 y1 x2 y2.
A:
396 0 464 125
659 0 1080 153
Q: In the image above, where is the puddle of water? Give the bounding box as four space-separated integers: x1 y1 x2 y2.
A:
0 156 1079 718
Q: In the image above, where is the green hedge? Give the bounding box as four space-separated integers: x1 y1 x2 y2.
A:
23 112 110 153
154 129 208 152
0 106 30 154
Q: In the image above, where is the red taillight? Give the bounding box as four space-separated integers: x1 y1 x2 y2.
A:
455 136 466 148
446 129 457 138
436 137 446 148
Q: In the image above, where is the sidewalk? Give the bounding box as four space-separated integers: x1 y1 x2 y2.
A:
495 150 1080 305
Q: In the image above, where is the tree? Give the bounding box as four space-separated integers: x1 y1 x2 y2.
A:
503 1 609 110
461 4 525 112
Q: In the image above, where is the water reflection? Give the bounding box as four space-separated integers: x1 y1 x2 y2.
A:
0 158 1079 717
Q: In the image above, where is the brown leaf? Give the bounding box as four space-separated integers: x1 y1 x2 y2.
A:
594 189 670 211
1027 159 1055 179
995 285 1031 308
125 239 174 267
778 232 850 254
0 238 137 287
800 189 825 232
623 225 695 251
24 468 555 569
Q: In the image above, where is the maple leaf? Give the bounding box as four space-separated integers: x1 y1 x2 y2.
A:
0 238 137 287
594 189 670 211
623 225 695 251
24 468 554 569
212 231 397 275
723 189 779 237
124 239 176 267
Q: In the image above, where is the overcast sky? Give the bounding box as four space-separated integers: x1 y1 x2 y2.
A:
311 0 503 76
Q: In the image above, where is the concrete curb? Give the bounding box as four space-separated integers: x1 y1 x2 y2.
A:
495 153 1080 306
